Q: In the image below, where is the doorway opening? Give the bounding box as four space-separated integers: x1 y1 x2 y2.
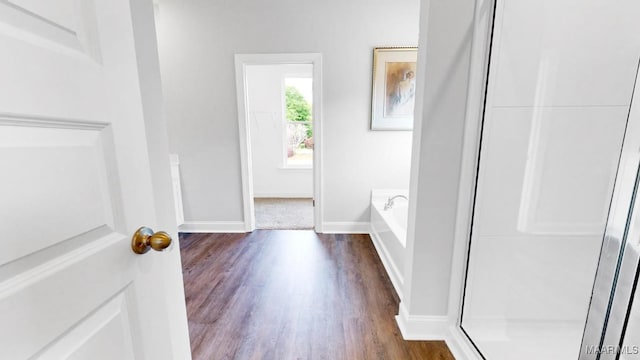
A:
235 54 323 232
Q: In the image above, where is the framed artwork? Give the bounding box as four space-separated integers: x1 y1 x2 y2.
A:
370 47 418 130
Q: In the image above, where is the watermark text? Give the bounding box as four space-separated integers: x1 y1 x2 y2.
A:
585 345 640 355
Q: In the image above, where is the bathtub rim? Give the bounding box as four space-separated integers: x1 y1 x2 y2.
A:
370 189 410 301
371 200 408 247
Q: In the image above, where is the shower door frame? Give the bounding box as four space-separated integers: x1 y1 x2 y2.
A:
446 0 640 358
444 0 496 357
578 63 640 360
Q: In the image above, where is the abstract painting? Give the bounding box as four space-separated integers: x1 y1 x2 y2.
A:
371 47 418 130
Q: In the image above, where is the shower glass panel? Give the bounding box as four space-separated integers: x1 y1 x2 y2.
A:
460 1 640 359
621 281 640 359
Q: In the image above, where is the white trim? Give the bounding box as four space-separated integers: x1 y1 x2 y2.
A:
280 76 288 169
234 53 324 233
254 193 313 198
234 57 255 232
444 326 484 360
445 0 495 359
369 224 404 300
0 112 108 130
321 222 369 234
0 229 120 296
395 302 448 340
395 311 482 359
402 0 430 327
311 56 324 233
178 221 246 233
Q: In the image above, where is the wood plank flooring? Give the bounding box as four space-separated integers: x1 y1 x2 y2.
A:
180 230 454 360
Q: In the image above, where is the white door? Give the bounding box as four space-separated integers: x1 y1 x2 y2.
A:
0 0 191 359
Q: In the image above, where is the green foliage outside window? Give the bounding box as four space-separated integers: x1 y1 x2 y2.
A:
285 86 311 121
285 86 313 139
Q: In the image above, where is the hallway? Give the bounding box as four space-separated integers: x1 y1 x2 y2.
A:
254 198 314 230
179 230 454 359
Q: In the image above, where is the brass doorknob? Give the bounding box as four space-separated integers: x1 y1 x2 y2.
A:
131 226 172 254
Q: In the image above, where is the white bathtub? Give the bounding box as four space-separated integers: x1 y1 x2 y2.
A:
370 189 408 300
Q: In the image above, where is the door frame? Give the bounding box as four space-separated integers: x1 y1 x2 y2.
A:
443 0 497 358
234 53 323 232
578 60 640 360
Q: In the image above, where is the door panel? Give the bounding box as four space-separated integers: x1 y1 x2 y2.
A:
44 291 136 360
0 120 121 266
0 0 189 359
6 0 77 30
0 234 132 359
0 0 100 59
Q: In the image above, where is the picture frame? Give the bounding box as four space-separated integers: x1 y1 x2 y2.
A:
370 47 418 131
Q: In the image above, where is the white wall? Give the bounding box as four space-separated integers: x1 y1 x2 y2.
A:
246 64 313 198
155 0 417 226
401 0 476 319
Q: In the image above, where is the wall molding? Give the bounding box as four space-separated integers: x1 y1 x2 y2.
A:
444 326 483 360
0 112 108 130
395 302 448 340
369 225 404 300
394 305 482 359
179 221 371 234
321 222 369 234
178 221 246 233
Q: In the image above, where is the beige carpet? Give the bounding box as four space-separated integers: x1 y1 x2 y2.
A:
254 198 314 230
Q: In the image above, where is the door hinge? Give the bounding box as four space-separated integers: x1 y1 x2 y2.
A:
313 199 315 207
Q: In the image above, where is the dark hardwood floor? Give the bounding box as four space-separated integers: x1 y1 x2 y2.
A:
180 230 454 360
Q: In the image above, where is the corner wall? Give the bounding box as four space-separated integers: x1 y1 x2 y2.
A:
399 0 476 334
155 0 417 227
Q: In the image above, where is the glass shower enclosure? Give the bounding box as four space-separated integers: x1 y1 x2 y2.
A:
459 0 640 359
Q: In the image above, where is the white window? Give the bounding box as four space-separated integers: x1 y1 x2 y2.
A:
283 77 313 168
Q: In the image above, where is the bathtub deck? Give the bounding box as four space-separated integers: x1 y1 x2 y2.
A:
370 198 407 300
179 230 454 360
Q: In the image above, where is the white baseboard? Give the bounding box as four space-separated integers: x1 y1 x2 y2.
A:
395 302 448 340
369 226 404 300
444 326 482 360
321 222 370 234
178 221 247 233
394 303 480 359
